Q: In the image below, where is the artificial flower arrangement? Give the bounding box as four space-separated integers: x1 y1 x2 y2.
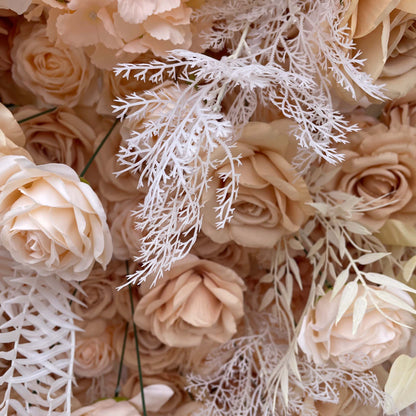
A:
1 0 416 415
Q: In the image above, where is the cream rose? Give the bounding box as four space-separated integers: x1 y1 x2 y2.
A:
114 326 185 374
298 284 414 371
134 254 245 347
74 319 116 378
339 0 416 101
14 106 95 174
72 385 174 416
201 120 313 249
0 155 112 281
11 22 99 107
325 120 416 231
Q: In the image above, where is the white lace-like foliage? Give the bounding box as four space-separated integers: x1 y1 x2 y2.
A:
0 248 78 416
186 312 386 415
113 0 384 284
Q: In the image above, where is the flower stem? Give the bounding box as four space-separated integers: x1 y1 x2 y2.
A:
17 107 57 124
80 119 119 178
127 261 147 416
114 321 129 398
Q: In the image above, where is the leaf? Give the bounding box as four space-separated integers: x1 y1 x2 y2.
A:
331 269 350 299
372 290 416 315
384 355 416 414
288 238 304 251
307 238 324 258
352 296 367 335
344 221 372 235
259 288 275 312
335 281 358 324
356 252 390 265
365 272 416 294
403 256 416 283
259 273 274 284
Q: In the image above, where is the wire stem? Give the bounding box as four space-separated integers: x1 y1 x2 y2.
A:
80 119 119 177
17 107 57 124
114 321 129 397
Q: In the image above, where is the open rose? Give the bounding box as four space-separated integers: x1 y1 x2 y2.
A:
201 120 313 248
325 120 416 231
0 155 112 281
134 254 245 347
339 0 416 101
298 284 414 371
11 22 99 107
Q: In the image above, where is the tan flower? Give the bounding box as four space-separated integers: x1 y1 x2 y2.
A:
113 325 185 375
11 22 99 107
201 120 313 248
72 385 174 416
0 0 31 14
0 155 112 281
341 0 416 101
324 119 416 231
74 319 116 378
14 106 95 174
191 232 252 278
134 254 245 347
72 278 117 320
298 284 414 371
107 197 144 260
123 372 188 415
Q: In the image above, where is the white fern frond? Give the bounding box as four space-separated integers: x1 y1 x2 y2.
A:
0 248 78 416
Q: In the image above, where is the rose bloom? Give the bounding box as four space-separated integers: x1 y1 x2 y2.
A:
74 319 116 378
201 120 313 249
72 385 173 416
11 22 99 107
0 155 112 281
340 0 416 101
191 232 252 278
298 284 414 371
134 254 245 347
113 325 185 374
325 119 416 231
14 106 95 175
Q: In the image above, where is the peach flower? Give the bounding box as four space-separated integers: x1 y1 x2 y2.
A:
107 197 144 260
134 254 245 347
201 120 313 248
15 106 95 174
114 325 184 375
340 0 416 101
72 385 174 416
191 232 251 278
11 23 99 107
74 319 116 378
0 0 31 14
72 278 117 320
298 284 414 371
0 155 112 281
325 119 416 231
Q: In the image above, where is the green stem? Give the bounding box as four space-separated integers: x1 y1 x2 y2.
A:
80 119 119 178
114 321 129 398
17 107 57 124
127 261 147 416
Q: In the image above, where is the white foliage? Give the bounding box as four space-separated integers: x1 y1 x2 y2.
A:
186 312 386 415
113 0 385 283
0 248 78 416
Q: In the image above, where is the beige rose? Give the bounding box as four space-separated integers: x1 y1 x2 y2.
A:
191 232 252 278
201 120 313 249
108 197 145 260
11 22 99 107
74 319 116 378
340 0 416 101
72 385 174 416
14 106 95 175
114 325 184 375
0 155 112 281
72 278 117 320
325 120 416 231
123 372 188 415
298 284 414 371
134 254 245 347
